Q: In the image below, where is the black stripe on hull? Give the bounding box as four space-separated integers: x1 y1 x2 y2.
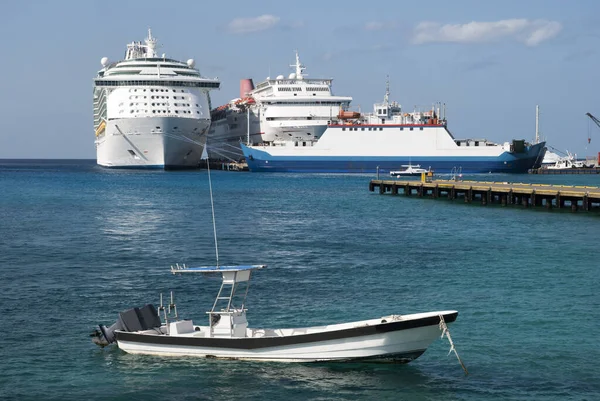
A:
116 312 458 350
343 349 426 363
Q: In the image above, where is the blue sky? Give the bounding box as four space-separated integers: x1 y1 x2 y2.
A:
1 0 600 159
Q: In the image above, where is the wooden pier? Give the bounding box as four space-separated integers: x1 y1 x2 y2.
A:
369 179 600 212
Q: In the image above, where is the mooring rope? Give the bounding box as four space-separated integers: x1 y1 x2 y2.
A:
439 314 468 375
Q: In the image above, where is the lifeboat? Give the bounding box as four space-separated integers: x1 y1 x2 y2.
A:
235 97 256 105
337 111 361 119
95 121 106 137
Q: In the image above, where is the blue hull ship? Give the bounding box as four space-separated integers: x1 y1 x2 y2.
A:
240 81 546 174
241 140 546 174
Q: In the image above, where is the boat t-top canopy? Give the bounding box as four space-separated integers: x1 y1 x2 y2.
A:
171 264 266 274
171 264 266 284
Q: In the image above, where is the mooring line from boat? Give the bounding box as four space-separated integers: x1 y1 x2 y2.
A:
439 314 468 375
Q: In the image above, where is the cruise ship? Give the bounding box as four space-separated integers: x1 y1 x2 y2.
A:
207 52 352 161
241 82 546 173
93 30 220 168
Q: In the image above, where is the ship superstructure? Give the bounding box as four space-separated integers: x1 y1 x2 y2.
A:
207 52 352 161
241 81 546 173
93 29 220 168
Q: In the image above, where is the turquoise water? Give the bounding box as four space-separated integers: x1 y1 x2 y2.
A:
1 159 599 400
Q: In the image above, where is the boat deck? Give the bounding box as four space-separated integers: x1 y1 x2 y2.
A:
369 179 600 212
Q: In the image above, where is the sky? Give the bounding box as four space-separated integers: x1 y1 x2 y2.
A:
1 0 600 159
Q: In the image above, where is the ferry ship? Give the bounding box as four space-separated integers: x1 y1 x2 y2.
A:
207 52 352 161
93 30 220 168
241 82 546 173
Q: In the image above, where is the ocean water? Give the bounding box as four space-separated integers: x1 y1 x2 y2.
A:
0 159 599 401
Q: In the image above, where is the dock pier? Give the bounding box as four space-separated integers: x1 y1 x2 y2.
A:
369 180 600 212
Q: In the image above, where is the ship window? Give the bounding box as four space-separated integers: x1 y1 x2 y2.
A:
302 142 306 146
342 127 346 131
420 127 424 130
156 126 160 129
175 111 179 114
379 127 383 131
475 141 479 146
295 142 298 146
196 104 199 107
153 110 156 113
410 127 414 131
197 111 200 114
361 128 365 131
128 150 136 156
400 127 403 130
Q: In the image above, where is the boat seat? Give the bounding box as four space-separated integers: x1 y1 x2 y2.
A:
169 320 195 335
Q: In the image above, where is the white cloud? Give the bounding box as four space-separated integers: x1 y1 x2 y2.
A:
365 21 385 31
412 19 562 46
226 15 280 34
364 21 397 31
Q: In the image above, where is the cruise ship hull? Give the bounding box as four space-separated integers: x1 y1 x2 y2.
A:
241 125 546 174
96 117 209 169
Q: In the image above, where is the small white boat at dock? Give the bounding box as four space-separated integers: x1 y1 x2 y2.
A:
390 164 430 177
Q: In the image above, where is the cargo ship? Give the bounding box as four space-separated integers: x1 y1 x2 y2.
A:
241 82 546 173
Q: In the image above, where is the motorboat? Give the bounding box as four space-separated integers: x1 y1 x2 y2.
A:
91 264 458 362
546 152 587 170
390 164 430 177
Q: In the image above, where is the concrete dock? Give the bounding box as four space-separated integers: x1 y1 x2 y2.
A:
369 179 600 212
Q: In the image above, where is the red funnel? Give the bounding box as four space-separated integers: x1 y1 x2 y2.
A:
240 79 254 98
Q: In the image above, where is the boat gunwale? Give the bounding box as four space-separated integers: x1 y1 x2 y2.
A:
115 311 458 350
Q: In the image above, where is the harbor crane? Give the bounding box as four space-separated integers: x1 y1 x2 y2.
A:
585 112 600 143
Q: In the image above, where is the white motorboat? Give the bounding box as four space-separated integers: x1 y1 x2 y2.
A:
92 264 458 362
545 151 587 170
390 164 430 177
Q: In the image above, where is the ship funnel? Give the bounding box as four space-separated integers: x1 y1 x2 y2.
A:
240 79 254 98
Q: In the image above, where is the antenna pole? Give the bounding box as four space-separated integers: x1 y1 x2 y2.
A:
247 107 250 146
535 105 540 144
384 75 390 104
206 159 219 267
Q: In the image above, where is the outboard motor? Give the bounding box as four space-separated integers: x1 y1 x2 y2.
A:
91 304 161 347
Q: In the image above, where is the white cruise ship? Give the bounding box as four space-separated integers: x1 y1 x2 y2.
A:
207 52 352 161
93 30 220 168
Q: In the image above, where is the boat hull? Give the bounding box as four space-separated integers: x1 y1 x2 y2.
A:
242 146 547 174
240 125 546 174
115 311 457 362
96 117 209 169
